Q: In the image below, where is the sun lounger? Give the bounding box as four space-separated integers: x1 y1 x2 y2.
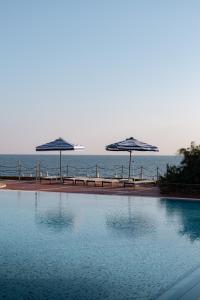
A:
63 177 88 185
120 179 156 188
85 178 120 187
63 177 120 187
101 179 120 187
62 177 75 184
74 177 87 185
40 176 60 184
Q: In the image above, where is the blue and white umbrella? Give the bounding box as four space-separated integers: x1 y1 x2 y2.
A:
106 137 158 180
36 137 85 181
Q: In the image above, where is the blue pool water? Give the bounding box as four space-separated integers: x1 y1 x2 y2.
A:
0 191 200 299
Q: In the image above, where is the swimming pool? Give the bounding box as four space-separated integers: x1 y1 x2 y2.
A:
0 191 200 299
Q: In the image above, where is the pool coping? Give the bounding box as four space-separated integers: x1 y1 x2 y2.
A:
1 187 200 202
2 179 200 200
157 265 200 299
1 185 200 203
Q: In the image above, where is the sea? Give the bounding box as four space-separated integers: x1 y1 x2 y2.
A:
0 155 182 179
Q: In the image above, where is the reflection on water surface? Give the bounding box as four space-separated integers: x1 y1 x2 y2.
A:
160 198 200 241
34 193 74 233
106 198 155 238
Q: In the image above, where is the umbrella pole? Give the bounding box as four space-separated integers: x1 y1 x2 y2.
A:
128 151 132 181
59 150 62 183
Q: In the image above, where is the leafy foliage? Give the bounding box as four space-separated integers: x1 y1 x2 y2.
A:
160 142 200 184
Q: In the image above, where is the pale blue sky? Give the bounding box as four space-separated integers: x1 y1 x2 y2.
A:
1 0 200 154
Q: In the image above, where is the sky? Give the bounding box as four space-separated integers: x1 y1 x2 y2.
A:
1 0 200 155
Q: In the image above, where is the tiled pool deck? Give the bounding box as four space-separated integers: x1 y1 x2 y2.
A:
1 179 160 197
2 180 200 201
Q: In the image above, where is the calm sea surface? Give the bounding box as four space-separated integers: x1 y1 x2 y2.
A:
0 155 181 178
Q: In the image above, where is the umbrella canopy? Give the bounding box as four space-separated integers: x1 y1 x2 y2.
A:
106 137 158 180
36 137 84 151
36 137 84 181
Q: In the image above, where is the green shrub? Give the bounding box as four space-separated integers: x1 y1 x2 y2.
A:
159 142 200 193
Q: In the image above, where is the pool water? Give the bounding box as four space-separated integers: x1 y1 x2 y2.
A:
0 191 200 299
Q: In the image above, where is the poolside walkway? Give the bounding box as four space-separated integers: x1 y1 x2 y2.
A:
1 180 200 200
0 179 161 197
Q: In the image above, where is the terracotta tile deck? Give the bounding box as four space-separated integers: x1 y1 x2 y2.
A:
0 180 161 197
2 180 200 200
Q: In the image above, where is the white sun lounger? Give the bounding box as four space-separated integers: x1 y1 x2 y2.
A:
63 177 120 187
40 175 61 184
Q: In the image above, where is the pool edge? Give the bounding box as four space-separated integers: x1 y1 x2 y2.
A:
157 266 200 299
